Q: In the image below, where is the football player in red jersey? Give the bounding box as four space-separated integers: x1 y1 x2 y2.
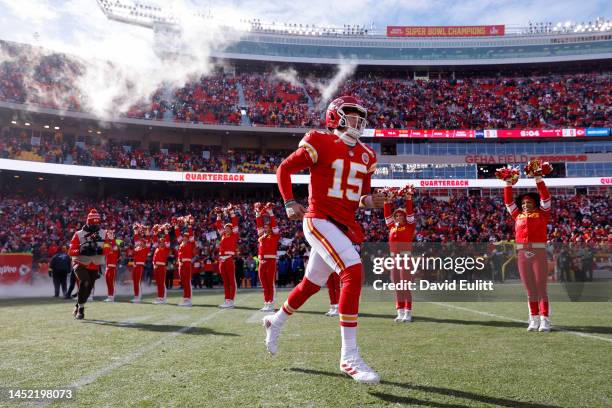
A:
383 185 416 322
503 162 552 332
264 96 385 384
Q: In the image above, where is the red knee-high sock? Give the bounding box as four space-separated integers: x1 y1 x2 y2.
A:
528 300 539 316
396 299 406 310
338 264 362 328
539 299 549 317
282 278 321 315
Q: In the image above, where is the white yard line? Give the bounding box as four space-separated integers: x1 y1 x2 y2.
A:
61 294 255 393
431 302 612 344
246 310 275 323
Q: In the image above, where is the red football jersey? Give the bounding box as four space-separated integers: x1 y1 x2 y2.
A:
299 130 377 229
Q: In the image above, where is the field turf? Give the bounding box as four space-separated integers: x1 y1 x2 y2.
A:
0 285 611 407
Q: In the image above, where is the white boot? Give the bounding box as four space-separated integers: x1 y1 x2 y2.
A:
326 304 339 317
218 299 234 309
177 298 192 307
153 297 167 305
130 296 141 304
340 348 380 384
527 315 540 331
538 316 551 332
402 309 413 323
263 314 283 355
394 309 405 322
103 296 114 303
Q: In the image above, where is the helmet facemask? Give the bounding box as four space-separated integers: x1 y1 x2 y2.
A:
337 106 367 141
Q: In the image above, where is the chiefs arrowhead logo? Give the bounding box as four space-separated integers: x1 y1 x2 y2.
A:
362 153 369 165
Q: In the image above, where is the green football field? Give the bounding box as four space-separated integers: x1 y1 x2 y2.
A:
0 286 611 408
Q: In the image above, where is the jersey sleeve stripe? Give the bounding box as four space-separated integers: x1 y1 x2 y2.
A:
298 140 318 164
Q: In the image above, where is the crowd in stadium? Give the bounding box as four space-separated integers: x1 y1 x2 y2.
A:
2 193 608 275
0 133 288 173
1 40 609 129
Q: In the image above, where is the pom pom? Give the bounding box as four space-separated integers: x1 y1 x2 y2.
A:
524 159 553 178
495 165 520 185
398 184 416 196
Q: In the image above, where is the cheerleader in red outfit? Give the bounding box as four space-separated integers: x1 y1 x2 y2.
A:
152 223 171 305
216 205 239 309
383 185 416 323
255 202 281 312
500 161 553 332
103 230 119 302
175 216 195 307
131 224 151 303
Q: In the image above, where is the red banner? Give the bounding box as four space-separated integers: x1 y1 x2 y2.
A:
387 25 505 37
0 253 33 284
484 129 586 138
373 129 475 138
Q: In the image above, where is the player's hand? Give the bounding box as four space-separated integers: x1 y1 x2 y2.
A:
363 193 385 208
254 202 262 213
285 202 306 221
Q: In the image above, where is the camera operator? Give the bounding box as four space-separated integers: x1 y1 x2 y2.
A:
68 209 109 319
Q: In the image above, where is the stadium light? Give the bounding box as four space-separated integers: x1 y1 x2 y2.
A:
54 126 60 130
10 120 16 124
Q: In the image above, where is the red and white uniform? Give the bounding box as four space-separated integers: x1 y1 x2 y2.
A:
277 129 377 328
132 234 150 299
384 200 416 311
104 240 120 297
216 215 239 301
257 211 280 303
327 273 340 306
69 229 109 270
176 226 195 300
153 234 171 299
504 179 552 317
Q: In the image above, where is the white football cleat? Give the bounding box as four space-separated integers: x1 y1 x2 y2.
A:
152 298 167 305
130 297 141 304
325 305 339 317
394 309 405 322
218 299 235 309
538 316 551 332
402 309 413 323
103 296 114 303
177 298 193 307
262 314 282 355
340 349 380 384
527 315 540 331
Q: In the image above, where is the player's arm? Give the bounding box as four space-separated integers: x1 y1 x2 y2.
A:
68 233 80 257
358 171 385 208
503 183 520 220
404 191 415 225
268 205 280 235
535 176 551 214
255 204 264 237
277 147 311 220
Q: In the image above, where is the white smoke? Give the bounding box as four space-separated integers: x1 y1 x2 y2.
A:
0 0 249 120
307 61 357 110
0 277 156 299
272 67 304 88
